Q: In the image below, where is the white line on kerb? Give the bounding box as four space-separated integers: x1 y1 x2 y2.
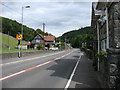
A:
1 51 65 66
64 55 81 90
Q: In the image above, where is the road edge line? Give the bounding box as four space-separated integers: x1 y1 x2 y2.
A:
64 55 81 90
1 50 65 66
0 50 77 81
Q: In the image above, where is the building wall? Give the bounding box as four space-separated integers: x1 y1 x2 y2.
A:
31 35 44 44
92 2 120 88
96 2 120 50
108 2 120 48
99 24 106 51
105 2 120 48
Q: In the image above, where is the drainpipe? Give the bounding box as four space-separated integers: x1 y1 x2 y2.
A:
97 22 100 71
106 7 109 49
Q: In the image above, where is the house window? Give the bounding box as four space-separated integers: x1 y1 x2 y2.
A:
36 40 40 43
101 39 106 51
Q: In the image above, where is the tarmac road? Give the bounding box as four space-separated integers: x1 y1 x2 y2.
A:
1 49 100 89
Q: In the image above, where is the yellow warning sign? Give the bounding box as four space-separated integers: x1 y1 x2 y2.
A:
16 34 23 40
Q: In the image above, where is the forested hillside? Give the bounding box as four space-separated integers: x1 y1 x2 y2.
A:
60 27 91 40
1 16 93 49
1 17 49 41
59 27 93 48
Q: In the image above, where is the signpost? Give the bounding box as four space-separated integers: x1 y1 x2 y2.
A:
16 34 23 58
16 34 23 40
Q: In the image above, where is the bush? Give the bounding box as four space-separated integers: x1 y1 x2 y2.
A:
96 51 107 57
37 44 43 50
80 46 87 51
61 43 65 49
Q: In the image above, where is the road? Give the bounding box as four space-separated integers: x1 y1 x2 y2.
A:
1 49 99 89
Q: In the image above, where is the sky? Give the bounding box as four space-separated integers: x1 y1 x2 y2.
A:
0 1 92 37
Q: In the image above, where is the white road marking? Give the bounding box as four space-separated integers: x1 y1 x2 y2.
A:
0 50 77 81
64 55 81 90
0 70 25 81
1 51 65 66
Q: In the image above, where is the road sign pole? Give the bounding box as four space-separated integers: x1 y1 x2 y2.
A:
18 40 21 58
16 34 23 58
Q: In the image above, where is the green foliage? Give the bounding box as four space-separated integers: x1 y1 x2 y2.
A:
1 16 50 42
1 33 26 48
58 26 93 48
59 27 92 40
61 43 65 49
1 16 36 41
37 44 43 50
0 33 26 53
1 17 55 53
36 28 49 36
81 46 87 51
96 51 107 57
55 38 61 42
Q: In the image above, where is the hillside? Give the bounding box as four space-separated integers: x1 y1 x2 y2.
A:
59 27 91 40
1 17 55 53
1 16 50 42
58 26 93 48
0 33 26 53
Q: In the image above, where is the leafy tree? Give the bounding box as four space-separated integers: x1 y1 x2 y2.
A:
58 26 93 49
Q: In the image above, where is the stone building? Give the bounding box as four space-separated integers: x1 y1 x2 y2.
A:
92 1 120 51
91 1 120 88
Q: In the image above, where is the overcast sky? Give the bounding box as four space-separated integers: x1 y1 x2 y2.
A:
1 1 92 37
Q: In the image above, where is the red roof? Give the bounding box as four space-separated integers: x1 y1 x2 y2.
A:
26 42 31 45
45 43 48 45
44 36 55 41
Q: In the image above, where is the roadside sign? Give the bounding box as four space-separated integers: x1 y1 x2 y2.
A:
16 34 23 40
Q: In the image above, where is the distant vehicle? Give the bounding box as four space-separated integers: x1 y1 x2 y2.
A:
49 47 59 50
44 47 48 50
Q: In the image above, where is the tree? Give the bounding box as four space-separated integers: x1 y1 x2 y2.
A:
58 26 93 49
1 16 52 42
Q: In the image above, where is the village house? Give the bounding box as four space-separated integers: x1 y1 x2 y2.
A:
30 34 55 49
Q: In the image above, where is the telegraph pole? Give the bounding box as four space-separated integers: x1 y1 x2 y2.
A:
8 31 10 54
43 23 45 49
43 23 45 33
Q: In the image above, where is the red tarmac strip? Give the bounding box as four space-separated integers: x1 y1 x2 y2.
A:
0 50 77 81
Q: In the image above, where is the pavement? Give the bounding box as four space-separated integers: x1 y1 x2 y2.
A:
69 52 100 88
1 49 100 89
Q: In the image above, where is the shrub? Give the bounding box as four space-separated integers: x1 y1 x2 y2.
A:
96 51 107 57
37 44 43 50
80 46 87 51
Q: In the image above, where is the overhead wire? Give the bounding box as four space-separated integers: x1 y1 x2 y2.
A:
0 2 43 28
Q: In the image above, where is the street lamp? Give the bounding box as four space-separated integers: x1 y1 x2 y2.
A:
21 5 30 36
17 5 30 58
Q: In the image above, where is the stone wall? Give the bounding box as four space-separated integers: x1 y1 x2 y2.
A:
91 2 120 88
109 2 120 48
107 48 120 88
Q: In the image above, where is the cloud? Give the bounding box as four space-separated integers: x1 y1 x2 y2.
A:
1 2 92 37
